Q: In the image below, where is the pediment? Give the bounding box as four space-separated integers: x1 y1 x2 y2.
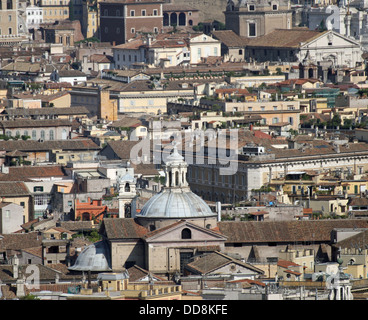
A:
301 31 360 49
144 220 227 243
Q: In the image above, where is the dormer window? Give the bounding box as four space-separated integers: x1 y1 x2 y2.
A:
272 4 278 10
248 4 255 11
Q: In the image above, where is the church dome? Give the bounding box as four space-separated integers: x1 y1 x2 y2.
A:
137 144 216 219
68 240 111 272
138 188 215 219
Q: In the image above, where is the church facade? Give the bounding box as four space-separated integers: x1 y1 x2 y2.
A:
70 145 226 279
244 29 363 68
225 0 293 38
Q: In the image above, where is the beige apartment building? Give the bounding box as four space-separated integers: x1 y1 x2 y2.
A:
82 1 98 38
198 99 300 130
0 0 20 41
70 78 227 116
39 0 70 22
187 140 368 204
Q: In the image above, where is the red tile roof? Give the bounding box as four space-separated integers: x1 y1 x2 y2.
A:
217 220 368 243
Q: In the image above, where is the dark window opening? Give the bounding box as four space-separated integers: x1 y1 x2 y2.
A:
181 228 192 239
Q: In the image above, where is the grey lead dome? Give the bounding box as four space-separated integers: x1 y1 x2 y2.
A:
137 144 215 219
138 187 215 218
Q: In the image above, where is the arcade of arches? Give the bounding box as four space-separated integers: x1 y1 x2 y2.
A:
163 11 195 27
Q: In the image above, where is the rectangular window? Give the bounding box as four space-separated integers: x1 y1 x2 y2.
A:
34 186 44 192
130 10 135 16
141 9 146 16
153 9 158 15
249 23 256 37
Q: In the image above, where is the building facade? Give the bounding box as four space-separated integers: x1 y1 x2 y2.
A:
99 0 164 45
225 0 293 38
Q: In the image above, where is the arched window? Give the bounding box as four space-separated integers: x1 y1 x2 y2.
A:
40 130 45 140
82 212 90 221
49 129 54 140
175 171 179 186
32 130 37 140
178 12 186 26
124 183 130 192
170 12 177 26
169 171 172 187
181 228 191 239
163 13 169 26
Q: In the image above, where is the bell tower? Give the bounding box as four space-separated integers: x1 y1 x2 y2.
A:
118 171 137 218
163 144 189 189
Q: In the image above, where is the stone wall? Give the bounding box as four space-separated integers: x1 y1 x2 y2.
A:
169 0 228 23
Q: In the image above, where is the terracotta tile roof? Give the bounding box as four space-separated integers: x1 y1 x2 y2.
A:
21 217 55 232
113 38 145 50
277 259 300 268
348 197 368 206
211 30 249 47
228 278 266 287
185 251 264 275
163 4 199 12
0 263 84 285
12 91 70 102
131 163 159 176
58 70 86 77
245 29 324 48
0 232 42 251
215 88 249 94
270 141 368 161
22 246 42 258
217 220 368 243
253 130 272 139
333 229 368 249
89 54 113 63
0 119 73 129
0 181 30 197
108 117 143 128
1 106 89 118
284 269 302 276
143 220 185 239
102 140 150 160
0 165 67 182
127 265 166 282
101 218 148 240
0 139 100 152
